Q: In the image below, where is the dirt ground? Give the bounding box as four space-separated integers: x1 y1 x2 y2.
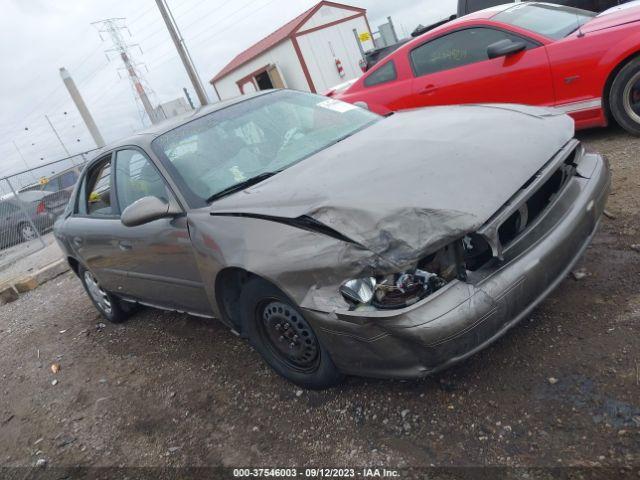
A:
0 125 639 474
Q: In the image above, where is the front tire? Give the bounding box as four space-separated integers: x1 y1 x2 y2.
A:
609 57 640 136
79 265 130 323
239 278 344 389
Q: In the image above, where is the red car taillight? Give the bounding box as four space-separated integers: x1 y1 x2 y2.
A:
36 200 46 214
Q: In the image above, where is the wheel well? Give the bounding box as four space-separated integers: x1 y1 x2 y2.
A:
214 267 256 331
603 51 640 121
67 257 80 277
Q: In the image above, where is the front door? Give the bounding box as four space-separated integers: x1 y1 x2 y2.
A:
109 148 211 315
408 27 555 109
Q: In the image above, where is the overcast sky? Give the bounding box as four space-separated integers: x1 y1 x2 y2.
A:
0 0 456 176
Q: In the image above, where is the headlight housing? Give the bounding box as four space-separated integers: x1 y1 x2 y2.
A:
339 238 485 310
339 277 376 304
340 239 466 310
340 269 446 310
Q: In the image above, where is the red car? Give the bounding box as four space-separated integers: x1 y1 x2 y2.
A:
329 2 640 134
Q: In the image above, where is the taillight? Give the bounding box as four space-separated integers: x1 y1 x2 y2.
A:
36 201 46 214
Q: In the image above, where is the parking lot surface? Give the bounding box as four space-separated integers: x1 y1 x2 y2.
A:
0 126 639 470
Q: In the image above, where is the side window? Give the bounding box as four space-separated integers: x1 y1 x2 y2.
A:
85 159 113 217
114 149 171 212
42 179 60 192
410 28 535 77
60 171 78 189
364 61 397 87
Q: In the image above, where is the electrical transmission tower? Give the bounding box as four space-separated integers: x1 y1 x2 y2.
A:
92 18 159 125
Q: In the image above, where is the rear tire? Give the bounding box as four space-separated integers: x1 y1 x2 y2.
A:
17 222 37 242
239 277 344 389
79 265 131 323
609 57 640 136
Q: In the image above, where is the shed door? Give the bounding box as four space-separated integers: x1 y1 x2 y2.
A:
267 65 286 88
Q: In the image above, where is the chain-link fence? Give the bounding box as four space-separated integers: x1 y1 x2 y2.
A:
0 150 98 270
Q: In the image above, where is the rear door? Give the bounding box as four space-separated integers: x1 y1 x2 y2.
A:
407 26 555 109
63 154 125 292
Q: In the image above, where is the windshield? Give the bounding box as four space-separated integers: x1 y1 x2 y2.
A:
493 3 596 40
152 90 379 206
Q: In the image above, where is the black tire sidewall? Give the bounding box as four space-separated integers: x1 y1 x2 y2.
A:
78 265 129 323
240 278 344 389
610 58 640 136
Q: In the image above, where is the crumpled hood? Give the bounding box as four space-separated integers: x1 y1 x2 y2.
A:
210 104 574 267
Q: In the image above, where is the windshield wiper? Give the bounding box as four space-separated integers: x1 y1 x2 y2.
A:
206 171 280 204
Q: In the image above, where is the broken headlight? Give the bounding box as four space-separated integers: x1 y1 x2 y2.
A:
339 240 470 310
340 277 377 304
340 269 447 310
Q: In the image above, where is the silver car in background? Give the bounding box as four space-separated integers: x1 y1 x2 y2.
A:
54 90 610 389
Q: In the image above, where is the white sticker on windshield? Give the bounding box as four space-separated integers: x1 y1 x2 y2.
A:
317 99 357 113
230 166 246 182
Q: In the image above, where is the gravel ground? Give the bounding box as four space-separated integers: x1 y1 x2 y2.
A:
0 125 639 473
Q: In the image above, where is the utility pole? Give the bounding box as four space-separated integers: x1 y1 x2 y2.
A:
59 67 105 148
155 0 209 106
45 114 71 157
387 16 398 43
92 18 158 124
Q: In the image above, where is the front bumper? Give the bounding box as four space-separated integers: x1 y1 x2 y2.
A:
305 152 611 379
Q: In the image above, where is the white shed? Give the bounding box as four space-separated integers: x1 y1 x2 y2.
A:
210 1 374 100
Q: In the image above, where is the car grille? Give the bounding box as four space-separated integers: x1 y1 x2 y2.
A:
476 140 581 261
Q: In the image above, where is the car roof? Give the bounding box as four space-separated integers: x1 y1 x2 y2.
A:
375 2 535 62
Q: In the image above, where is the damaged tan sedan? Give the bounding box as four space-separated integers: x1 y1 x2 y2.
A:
54 90 610 388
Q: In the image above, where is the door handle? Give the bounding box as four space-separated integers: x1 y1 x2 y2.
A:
72 236 83 247
118 240 133 251
419 84 438 95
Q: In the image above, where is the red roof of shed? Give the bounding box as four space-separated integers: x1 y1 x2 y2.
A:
210 1 365 84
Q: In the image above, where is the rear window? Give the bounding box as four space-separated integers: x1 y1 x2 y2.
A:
493 3 596 39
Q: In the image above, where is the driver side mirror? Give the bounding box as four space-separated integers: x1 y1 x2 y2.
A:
121 196 181 227
487 39 527 60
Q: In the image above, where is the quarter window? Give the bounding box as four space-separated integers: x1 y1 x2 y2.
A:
85 159 113 217
410 28 535 77
114 149 171 212
364 61 397 87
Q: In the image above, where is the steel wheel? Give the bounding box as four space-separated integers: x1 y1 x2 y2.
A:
19 223 37 242
622 70 640 125
256 300 320 373
83 271 112 315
